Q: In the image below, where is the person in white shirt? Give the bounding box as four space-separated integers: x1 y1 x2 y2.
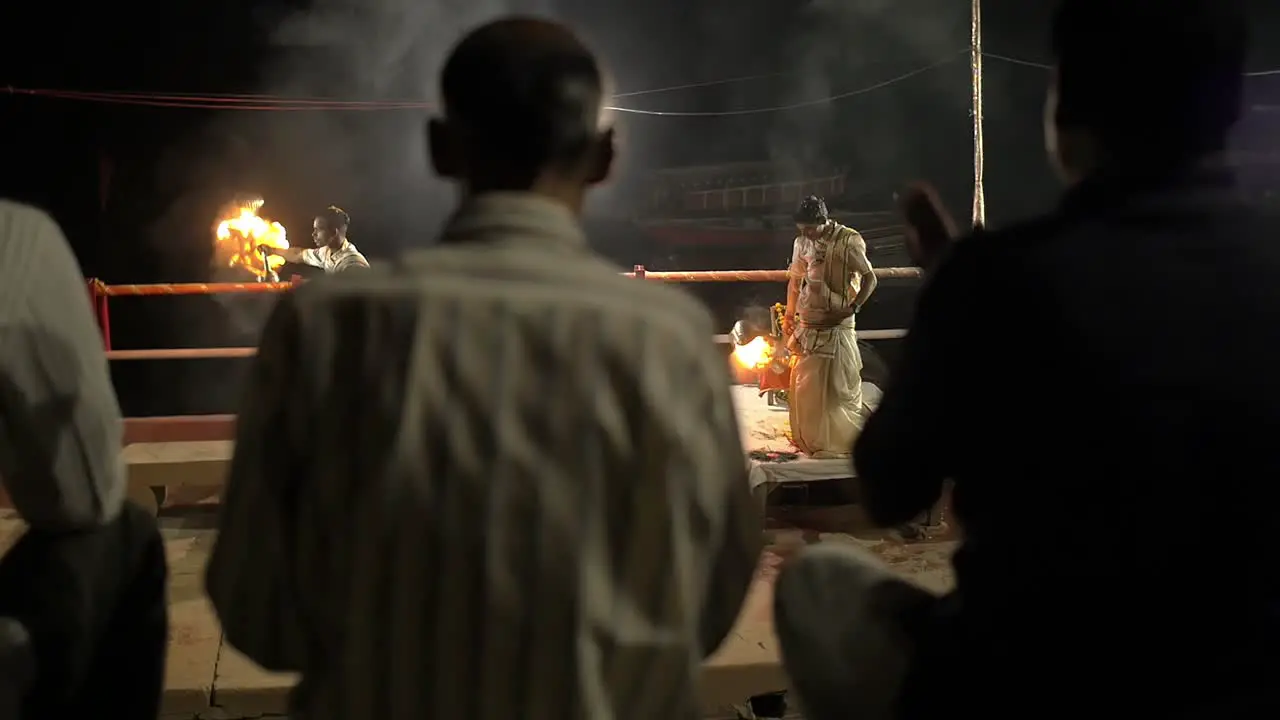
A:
260 205 370 272
0 200 168 718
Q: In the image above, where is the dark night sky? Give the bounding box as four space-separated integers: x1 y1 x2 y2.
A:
2 0 1279 414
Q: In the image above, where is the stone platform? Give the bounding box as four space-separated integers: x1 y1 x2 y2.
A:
0 387 956 718
0 502 955 719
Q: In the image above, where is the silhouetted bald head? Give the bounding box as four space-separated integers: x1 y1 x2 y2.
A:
428 17 615 198
1046 0 1246 176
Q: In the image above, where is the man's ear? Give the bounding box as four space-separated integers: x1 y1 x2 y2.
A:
427 118 461 179
584 127 615 185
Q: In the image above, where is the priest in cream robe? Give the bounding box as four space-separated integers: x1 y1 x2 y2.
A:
783 195 878 457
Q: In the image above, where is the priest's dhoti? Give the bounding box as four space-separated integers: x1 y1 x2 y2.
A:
788 318 868 458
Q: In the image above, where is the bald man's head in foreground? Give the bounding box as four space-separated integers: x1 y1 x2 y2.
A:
428 17 615 209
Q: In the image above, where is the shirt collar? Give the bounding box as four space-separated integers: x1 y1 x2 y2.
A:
438 192 587 249
322 239 354 255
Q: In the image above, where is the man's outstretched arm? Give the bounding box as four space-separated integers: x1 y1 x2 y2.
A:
0 202 124 530
260 244 307 265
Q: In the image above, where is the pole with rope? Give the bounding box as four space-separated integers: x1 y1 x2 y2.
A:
922 0 982 531
970 0 986 229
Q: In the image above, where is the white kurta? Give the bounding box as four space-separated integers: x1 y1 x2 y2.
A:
0 201 125 530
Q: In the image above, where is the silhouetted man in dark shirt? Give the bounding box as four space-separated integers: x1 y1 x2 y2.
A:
774 1 1280 718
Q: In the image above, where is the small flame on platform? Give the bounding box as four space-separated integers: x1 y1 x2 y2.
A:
731 336 775 370
215 198 288 279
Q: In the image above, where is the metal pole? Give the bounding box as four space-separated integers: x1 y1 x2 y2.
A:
970 0 986 229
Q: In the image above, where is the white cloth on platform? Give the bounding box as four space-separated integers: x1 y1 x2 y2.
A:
736 384 882 492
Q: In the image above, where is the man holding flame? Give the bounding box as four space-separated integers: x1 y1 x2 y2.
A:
782 195 878 457
260 205 369 273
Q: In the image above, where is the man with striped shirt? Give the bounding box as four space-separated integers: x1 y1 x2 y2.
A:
207 17 761 720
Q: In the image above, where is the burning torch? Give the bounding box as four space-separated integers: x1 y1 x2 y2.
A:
259 246 279 283
730 303 794 397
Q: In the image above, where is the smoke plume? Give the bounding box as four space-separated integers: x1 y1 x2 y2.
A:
762 0 971 200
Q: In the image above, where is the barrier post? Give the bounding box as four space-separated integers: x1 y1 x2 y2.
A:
87 279 112 350
99 293 112 351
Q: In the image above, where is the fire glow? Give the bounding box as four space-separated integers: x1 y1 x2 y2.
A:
215 198 288 279
731 336 775 370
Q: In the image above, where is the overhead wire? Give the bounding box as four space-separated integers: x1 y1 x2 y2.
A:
982 52 1280 77
1 50 969 115
603 50 968 116
612 71 792 99
5 51 1280 116
4 88 428 111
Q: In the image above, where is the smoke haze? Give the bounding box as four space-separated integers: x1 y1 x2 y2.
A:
127 0 994 411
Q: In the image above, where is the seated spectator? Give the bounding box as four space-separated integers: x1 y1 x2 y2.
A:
775 0 1280 717
0 200 168 718
206 16 760 720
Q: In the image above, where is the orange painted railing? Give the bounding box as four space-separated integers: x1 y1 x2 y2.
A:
87 264 920 357
622 266 921 282
87 276 305 351
92 264 920 443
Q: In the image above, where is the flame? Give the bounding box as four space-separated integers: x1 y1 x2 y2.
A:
214 198 288 279
731 336 775 370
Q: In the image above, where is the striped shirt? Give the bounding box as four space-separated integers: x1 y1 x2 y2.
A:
206 192 762 720
0 200 125 530
300 239 370 272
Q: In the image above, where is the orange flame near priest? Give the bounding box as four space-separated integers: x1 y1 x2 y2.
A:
731 335 792 393
731 336 775 370
214 198 288 279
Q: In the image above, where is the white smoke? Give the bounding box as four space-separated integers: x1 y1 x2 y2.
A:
244 0 557 247
765 0 970 187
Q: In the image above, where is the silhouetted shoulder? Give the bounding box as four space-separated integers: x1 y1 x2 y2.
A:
0 200 68 255
288 247 718 358
930 214 1076 290
0 201 87 298
0 199 56 225
571 252 720 347
956 214 1066 254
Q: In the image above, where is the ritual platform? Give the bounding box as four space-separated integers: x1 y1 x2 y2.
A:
732 384 882 515
115 384 873 516
60 267 934 717
49 384 935 719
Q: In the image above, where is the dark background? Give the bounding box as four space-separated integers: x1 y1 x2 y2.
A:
2 0 1279 415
